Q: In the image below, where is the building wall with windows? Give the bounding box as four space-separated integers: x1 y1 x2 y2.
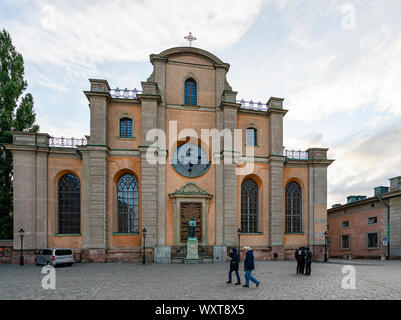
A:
327 179 401 259
4 47 334 263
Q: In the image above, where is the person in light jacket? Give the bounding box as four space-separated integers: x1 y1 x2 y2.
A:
243 247 260 288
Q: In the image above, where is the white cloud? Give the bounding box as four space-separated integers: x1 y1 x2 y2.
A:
5 0 264 75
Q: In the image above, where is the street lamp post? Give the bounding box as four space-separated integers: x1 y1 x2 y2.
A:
237 229 241 260
142 227 147 265
18 229 25 266
324 231 328 262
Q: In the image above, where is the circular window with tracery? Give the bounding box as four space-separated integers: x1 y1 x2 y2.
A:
171 143 210 178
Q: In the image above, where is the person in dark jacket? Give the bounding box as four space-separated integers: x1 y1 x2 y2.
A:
305 247 313 276
242 247 260 288
295 247 301 275
227 248 241 285
299 247 306 274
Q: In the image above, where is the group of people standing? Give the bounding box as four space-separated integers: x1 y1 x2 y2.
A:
226 246 313 287
226 247 261 288
295 246 313 276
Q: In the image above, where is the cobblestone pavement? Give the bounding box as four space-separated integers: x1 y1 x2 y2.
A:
1 259 400 300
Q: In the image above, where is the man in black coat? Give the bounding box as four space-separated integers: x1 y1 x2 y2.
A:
295 247 301 275
226 248 241 285
243 247 260 288
305 247 313 276
299 247 306 274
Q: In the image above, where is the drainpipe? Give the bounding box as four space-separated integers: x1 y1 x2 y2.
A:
378 195 390 260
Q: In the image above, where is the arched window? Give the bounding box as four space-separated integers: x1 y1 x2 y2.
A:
117 173 139 233
184 78 197 105
246 128 257 146
241 178 258 233
58 173 80 234
285 181 302 233
120 118 133 138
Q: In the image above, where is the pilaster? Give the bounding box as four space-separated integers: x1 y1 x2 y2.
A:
221 97 240 246
138 81 161 248
267 155 285 246
6 132 50 250
307 148 334 246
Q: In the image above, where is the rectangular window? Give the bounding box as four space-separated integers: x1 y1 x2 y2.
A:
342 221 349 229
367 216 378 225
341 235 350 250
246 128 257 146
367 232 379 249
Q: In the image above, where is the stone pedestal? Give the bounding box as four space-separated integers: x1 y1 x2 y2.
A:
184 238 199 264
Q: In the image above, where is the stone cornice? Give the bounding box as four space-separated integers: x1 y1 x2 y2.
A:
169 182 212 198
266 108 288 117
220 101 241 111
83 91 112 103
156 47 230 71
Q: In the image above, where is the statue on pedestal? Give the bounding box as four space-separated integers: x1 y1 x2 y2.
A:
185 217 199 264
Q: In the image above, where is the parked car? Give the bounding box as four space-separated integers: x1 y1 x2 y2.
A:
35 248 74 267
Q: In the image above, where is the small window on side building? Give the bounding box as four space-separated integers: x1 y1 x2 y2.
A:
342 221 349 229
367 232 379 249
341 235 350 250
367 216 378 225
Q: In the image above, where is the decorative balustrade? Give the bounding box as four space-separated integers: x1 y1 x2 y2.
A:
283 149 309 160
110 88 142 99
49 137 87 148
237 99 268 112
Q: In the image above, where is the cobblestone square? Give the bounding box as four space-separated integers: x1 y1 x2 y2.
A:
1 259 400 300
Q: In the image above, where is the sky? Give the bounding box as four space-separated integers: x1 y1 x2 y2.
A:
1 0 401 207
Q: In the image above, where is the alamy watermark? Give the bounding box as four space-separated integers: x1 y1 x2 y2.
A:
341 265 356 289
41 265 56 290
341 3 356 30
144 121 255 176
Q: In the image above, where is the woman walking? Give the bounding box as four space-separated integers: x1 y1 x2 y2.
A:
227 247 241 285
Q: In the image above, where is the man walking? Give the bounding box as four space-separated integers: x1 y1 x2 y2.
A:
227 247 241 285
242 247 260 288
305 247 313 276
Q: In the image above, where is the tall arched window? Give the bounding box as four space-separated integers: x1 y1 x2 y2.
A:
246 128 257 146
120 118 133 138
241 178 258 233
117 173 139 233
58 173 81 234
184 78 197 105
285 181 302 233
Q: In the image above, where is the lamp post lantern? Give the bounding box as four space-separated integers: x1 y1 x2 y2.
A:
324 231 328 262
142 227 147 265
18 228 25 266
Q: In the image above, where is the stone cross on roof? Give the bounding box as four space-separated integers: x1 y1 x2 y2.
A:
184 32 197 47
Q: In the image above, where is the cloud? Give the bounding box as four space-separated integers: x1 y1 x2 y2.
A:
327 120 401 206
4 0 264 76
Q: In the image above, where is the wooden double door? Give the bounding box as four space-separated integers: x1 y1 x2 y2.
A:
180 202 202 242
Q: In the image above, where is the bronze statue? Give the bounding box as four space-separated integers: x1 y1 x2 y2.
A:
188 217 196 239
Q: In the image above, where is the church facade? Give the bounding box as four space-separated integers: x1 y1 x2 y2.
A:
5 46 334 263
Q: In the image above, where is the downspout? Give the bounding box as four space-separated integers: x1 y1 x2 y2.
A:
378 195 390 260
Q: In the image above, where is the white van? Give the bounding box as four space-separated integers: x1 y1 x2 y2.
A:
35 248 74 267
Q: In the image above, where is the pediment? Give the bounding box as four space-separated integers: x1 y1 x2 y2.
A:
169 182 212 198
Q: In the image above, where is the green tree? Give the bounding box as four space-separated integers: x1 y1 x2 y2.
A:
0 29 39 221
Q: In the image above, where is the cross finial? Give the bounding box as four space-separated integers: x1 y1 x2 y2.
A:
184 32 197 47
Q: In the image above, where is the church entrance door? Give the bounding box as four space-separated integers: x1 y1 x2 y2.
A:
180 202 202 242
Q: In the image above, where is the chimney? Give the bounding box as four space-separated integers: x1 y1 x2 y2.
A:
347 195 367 204
374 186 389 197
389 176 401 192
